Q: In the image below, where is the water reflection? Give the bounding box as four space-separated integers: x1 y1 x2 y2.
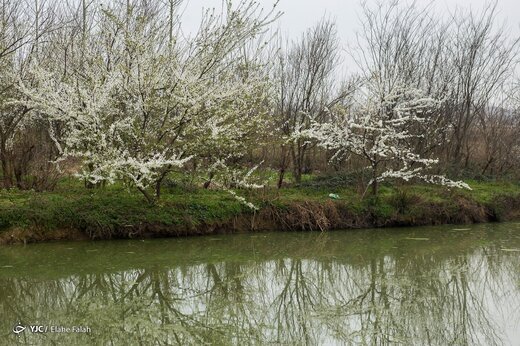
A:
1 224 520 345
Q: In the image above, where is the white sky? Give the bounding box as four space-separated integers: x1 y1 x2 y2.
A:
181 0 520 74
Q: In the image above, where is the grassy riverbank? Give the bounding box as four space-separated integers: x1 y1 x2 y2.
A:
1 179 520 244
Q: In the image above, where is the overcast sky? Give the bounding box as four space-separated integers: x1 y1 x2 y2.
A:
181 0 520 73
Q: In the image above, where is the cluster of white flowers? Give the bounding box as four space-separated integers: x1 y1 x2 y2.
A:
300 79 470 193
17 1 273 204
227 190 259 211
206 159 265 210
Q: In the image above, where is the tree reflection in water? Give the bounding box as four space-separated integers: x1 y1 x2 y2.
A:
1 223 520 345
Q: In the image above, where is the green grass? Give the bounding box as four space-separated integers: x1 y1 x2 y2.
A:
1 177 519 240
270 179 520 221
0 181 246 233
460 180 520 203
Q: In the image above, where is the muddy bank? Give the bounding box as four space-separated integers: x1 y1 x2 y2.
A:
1 193 519 245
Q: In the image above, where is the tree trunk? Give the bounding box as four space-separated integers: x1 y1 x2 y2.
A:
155 180 162 200
291 141 304 184
203 172 214 189
370 161 378 197
277 169 286 189
481 157 494 176
371 179 378 197
137 186 156 205
277 145 288 189
0 140 13 188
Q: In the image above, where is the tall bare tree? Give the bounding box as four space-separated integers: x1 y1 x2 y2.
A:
275 19 348 186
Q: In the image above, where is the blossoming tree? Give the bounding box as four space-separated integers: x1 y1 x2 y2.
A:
20 0 277 204
302 78 470 196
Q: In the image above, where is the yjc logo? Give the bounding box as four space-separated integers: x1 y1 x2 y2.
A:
29 325 46 333
12 323 26 335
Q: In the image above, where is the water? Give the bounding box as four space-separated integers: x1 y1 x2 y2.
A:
1 223 520 345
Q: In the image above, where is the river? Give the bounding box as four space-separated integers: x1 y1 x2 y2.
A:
1 223 520 345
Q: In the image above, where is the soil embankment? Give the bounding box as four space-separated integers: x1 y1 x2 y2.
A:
1 188 519 245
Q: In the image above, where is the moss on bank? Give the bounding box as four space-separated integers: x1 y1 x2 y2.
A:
1 180 520 244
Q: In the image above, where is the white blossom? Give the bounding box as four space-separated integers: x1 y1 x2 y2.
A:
301 78 471 195
18 1 275 203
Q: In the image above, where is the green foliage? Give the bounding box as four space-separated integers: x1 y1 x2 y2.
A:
461 180 520 203
1 178 519 240
298 171 358 188
0 183 245 234
388 189 420 214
